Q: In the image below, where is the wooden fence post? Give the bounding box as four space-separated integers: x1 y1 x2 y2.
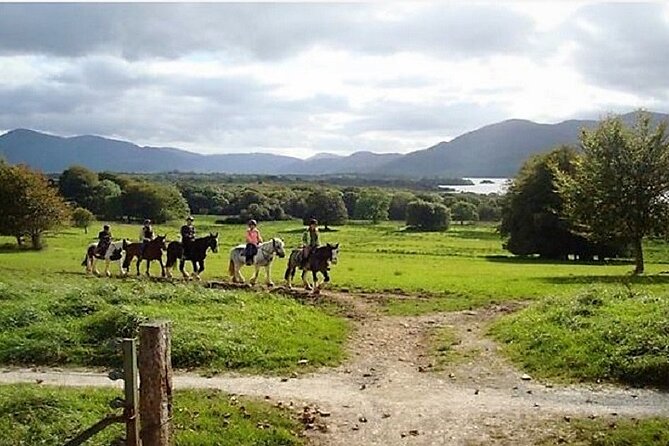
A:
139 321 173 446
122 338 141 446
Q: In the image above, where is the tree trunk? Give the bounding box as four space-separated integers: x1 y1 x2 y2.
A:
84 226 88 234
15 235 24 247
30 232 43 250
633 236 644 275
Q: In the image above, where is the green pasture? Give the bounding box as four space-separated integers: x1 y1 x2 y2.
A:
0 384 303 446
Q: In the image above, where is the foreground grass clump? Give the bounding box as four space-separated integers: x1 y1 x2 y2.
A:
0 384 303 446
0 276 348 373
491 287 669 387
541 417 669 446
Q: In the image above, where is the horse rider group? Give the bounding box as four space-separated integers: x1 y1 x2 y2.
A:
95 215 321 265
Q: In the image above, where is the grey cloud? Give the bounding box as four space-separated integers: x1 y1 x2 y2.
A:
0 3 538 61
568 3 669 97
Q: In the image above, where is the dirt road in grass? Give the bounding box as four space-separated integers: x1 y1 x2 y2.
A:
2 290 669 445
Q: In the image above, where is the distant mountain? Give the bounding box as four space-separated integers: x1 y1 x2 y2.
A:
377 112 669 177
279 151 403 175
0 129 299 174
2 111 668 177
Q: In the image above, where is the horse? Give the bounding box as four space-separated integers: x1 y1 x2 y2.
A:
228 238 286 286
284 243 339 292
165 233 219 280
82 240 126 277
121 235 168 277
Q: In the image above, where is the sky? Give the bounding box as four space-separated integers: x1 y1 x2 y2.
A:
1 2 668 158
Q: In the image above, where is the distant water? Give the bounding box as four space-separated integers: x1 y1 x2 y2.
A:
439 178 509 195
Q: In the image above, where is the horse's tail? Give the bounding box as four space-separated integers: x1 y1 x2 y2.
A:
228 259 235 277
82 245 93 267
166 241 181 268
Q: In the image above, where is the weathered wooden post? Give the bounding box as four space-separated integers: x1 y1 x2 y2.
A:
122 338 141 446
139 321 173 446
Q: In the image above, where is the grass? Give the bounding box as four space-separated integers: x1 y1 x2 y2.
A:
0 277 348 373
0 384 304 446
490 287 669 387
541 417 669 446
427 326 461 371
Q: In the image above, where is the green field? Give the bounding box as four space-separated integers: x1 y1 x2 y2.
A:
0 384 303 446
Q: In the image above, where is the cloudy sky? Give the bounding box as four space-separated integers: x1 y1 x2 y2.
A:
1 2 668 158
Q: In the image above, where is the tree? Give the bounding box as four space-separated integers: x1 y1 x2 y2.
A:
388 191 416 220
72 207 95 233
90 179 122 218
342 188 361 217
451 201 479 225
121 181 189 223
0 163 71 249
477 202 502 222
557 112 669 273
354 188 391 223
406 200 450 231
304 189 348 229
59 165 99 208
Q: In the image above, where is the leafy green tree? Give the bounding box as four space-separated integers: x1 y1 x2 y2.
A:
72 207 95 233
451 201 479 225
477 202 501 222
59 165 99 208
121 181 189 223
388 191 416 220
0 163 71 249
304 189 348 229
557 112 669 273
342 188 361 217
90 179 122 219
354 188 391 223
406 200 450 231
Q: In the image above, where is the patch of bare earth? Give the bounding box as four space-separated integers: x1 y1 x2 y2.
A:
2 290 668 445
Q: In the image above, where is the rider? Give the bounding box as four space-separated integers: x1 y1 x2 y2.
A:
180 216 196 259
245 219 263 265
96 224 112 257
139 219 154 256
301 218 320 268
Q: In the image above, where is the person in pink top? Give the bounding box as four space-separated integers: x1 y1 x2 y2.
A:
244 219 263 265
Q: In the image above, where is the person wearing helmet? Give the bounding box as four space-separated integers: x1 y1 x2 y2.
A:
96 224 113 257
180 216 196 259
244 219 263 265
139 219 154 256
301 218 320 268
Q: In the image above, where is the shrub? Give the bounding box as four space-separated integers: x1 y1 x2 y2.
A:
406 200 450 231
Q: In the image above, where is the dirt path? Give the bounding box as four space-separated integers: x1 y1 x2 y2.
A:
3 290 669 445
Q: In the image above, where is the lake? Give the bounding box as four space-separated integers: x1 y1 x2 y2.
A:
439 178 509 195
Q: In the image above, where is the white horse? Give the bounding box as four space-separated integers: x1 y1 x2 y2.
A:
82 240 126 277
228 238 286 286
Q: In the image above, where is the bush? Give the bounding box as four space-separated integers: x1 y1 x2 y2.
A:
406 200 450 231
451 201 479 225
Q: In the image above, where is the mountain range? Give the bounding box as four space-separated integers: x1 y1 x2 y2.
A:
1 111 667 178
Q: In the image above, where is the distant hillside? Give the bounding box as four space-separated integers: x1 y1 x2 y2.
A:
2 111 667 176
377 112 669 177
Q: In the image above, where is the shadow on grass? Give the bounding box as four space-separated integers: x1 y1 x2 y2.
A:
539 274 669 285
484 254 635 266
279 227 340 234
0 243 37 254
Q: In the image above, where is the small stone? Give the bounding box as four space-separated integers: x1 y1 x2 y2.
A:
563 416 571 422
382 413 391 419
360 384 367 390
352 425 360 431
448 373 456 379
297 359 309 365
318 409 331 417
409 429 419 436
358 416 367 423
520 373 532 381
280 377 289 382
474 389 479 395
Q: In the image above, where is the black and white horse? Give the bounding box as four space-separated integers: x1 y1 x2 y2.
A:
229 238 286 286
82 240 126 277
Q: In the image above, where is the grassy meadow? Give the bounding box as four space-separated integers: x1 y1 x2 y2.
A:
0 384 304 446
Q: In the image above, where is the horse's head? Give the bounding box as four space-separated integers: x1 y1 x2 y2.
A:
155 235 168 250
208 232 219 253
272 238 286 258
326 243 340 264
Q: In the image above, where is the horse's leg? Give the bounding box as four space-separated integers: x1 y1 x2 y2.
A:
312 270 320 292
159 258 165 278
146 259 151 277
237 264 245 284
136 257 141 276
191 260 200 280
250 264 259 286
302 269 311 290
266 263 273 287
180 259 189 279
103 259 111 277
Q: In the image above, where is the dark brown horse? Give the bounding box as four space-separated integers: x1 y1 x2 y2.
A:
122 235 168 277
165 233 218 280
284 243 339 292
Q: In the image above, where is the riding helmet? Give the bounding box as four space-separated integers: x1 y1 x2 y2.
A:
309 218 318 225
186 216 194 221
248 219 257 226
144 219 151 224
103 224 110 230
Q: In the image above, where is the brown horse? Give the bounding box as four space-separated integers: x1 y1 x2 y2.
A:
284 243 339 292
122 235 168 277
